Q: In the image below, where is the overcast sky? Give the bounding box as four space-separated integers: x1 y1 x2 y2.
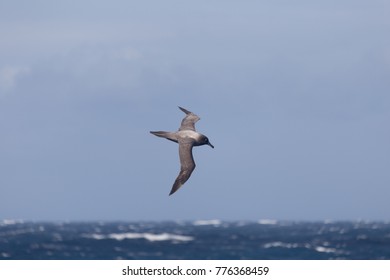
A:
1 0 389 221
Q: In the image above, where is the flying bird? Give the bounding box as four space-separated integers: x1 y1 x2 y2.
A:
150 107 214 195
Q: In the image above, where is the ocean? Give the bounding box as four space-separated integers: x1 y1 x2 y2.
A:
1 220 389 260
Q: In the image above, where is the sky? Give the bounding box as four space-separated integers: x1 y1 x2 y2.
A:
1 0 389 221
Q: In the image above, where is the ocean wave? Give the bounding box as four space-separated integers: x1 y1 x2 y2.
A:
1 219 24 226
1 253 10 258
314 246 341 254
258 219 278 225
263 242 299 249
193 219 221 226
0 228 36 237
85 232 194 242
263 242 345 255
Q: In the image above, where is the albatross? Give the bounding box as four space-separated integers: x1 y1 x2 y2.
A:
150 107 214 195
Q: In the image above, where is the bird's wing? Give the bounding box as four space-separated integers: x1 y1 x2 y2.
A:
169 139 196 195
178 106 200 131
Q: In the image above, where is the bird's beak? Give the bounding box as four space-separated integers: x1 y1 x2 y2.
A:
208 142 214 149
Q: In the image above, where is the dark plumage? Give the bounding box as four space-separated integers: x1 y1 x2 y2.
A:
150 107 214 195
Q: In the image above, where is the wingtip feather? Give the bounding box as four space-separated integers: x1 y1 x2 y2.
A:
178 106 192 115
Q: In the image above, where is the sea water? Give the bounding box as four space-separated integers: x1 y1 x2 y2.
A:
1 220 389 260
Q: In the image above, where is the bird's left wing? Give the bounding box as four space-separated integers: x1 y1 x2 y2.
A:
178 106 200 131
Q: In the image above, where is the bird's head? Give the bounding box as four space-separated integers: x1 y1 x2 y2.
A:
201 136 214 148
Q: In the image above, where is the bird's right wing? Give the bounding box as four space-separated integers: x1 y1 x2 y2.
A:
169 139 196 195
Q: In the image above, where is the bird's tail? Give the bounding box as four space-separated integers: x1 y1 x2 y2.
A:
150 131 178 143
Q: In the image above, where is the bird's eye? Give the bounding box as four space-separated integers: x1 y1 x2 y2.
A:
205 138 208 142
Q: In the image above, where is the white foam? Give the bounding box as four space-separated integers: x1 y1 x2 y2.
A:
258 219 278 225
85 232 194 242
357 234 367 240
263 242 344 255
193 219 221 226
87 233 106 240
263 242 299 249
315 246 339 254
1 219 24 225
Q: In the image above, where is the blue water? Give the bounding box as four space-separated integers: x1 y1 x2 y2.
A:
1 220 390 260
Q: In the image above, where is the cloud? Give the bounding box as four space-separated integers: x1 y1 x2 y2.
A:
0 66 30 93
113 48 143 61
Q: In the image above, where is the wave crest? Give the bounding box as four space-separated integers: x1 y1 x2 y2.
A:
85 232 194 242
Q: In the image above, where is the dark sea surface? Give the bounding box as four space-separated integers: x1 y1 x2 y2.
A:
1 220 390 260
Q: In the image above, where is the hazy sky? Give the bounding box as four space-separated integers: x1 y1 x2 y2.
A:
1 0 389 221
